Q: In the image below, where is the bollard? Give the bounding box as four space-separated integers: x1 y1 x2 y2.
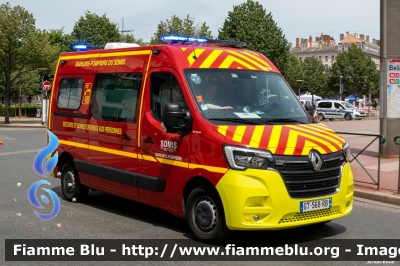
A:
394 136 400 194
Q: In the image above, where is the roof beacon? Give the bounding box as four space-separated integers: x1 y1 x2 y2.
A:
105 43 141 49
72 43 104 51
160 35 246 48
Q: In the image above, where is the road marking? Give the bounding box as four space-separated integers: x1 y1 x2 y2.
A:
365 161 399 172
0 149 41 157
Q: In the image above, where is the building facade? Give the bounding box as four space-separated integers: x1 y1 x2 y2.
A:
290 34 338 68
290 32 380 69
338 32 380 68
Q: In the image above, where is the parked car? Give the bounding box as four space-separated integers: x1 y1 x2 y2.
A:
316 100 366 121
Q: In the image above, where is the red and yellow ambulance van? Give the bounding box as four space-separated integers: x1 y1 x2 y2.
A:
48 36 353 241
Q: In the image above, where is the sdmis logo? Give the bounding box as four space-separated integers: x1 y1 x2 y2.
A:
29 130 60 221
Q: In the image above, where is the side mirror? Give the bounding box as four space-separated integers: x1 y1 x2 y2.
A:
161 103 192 136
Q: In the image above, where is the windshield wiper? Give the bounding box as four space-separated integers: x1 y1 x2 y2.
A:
261 118 305 124
208 118 263 125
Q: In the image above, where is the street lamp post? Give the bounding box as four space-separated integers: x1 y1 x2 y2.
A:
36 68 48 126
339 75 343 101
295 80 304 97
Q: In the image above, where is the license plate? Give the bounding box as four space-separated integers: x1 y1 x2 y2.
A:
300 198 332 213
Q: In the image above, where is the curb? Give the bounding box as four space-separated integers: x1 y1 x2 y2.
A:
0 124 45 128
354 188 400 206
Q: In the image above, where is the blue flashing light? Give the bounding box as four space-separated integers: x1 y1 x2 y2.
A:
73 44 87 50
160 35 246 47
72 43 104 51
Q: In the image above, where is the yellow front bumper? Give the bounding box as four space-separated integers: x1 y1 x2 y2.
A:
215 162 353 230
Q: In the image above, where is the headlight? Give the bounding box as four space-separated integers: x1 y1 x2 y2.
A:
223 145 274 170
342 142 351 162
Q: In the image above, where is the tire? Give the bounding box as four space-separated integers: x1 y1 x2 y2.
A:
186 185 232 243
345 114 352 121
61 161 89 202
329 119 333 121
317 113 324 122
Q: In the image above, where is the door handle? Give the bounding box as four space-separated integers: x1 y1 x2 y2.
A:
143 138 154 144
120 135 131 141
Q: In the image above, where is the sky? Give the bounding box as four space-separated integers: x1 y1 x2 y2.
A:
5 0 380 45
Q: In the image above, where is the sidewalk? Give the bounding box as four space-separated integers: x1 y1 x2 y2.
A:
0 116 44 128
1 116 399 207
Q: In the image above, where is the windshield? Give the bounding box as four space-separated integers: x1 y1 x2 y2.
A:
184 70 310 124
341 101 355 108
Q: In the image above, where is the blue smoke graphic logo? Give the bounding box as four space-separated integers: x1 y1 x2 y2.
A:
29 130 60 221
28 180 60 220
33 130 59 177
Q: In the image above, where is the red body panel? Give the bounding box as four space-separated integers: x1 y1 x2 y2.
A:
49 44 281 217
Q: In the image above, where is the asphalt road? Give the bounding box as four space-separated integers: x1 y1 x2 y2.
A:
1 124 400 266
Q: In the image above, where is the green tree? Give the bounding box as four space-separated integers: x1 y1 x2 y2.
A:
120 34 147 46
150 15 213 44
46 28 76 52
302 56 328 99
218 0 290 75
0 3 55 123
285 53 304 94
71 11 121 46
329 44 379 99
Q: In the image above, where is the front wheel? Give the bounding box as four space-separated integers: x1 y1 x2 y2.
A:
61 161 89 202
186 185 232 243
345 114 352 121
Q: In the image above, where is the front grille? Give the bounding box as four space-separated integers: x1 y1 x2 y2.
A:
278 208 342 224
272 152 345 199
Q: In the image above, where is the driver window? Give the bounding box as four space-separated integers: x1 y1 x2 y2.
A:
150 73 187 121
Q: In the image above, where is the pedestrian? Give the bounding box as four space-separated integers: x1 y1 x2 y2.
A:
372 99 377 110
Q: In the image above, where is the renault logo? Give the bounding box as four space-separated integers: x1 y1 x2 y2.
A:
309 151 323 172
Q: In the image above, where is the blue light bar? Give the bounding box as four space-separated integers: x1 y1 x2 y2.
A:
160 35 246 47
73 44 87 50
72 43 105 51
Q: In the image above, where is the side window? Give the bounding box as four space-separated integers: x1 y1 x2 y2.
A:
334 102 343 109
91 73 142 123
57 78 84 110
150 73 187 121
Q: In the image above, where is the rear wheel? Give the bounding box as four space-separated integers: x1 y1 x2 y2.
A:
186 185 232 243
345 114 352 121
61 161 89 202
317 113 324 122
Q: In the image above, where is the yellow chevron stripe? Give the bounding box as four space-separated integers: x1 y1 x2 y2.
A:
284 130 299 155
181 48 187 51
242 51 272 69
290 130 338 153
249 126 264 148
286 125 342 146
218 126 228 136
187 49 205 66
219 55 256 69
301 124 345 143
302 140 327 155
268 126 282 153
232 126 247 142
200 50 223 68
189 163 228 174
228 51 266 69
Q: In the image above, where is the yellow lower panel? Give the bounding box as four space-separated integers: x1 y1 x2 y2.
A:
216 162 353 230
